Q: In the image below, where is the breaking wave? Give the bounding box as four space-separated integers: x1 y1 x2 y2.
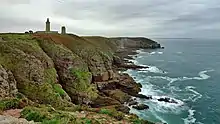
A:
183 109 197 124
138 66 167 74
147 69 214 86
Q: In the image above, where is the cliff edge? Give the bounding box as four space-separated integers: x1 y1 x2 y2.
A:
0 33 160 124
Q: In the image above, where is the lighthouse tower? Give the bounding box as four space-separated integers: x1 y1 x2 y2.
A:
46 18 50 32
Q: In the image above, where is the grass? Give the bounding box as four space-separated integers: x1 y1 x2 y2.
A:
21 106 80 124
0 98 20 111
44 68 66 97
99 109 113 116
98 108 124 121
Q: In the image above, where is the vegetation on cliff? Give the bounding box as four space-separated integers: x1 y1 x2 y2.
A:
0 33 160 124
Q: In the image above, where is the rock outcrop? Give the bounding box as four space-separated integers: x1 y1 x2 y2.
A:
0 65 18 99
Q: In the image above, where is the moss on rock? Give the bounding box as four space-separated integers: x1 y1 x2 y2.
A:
36 37 98 104
0 34 71 108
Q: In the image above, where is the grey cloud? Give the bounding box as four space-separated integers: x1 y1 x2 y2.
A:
0 0 220 38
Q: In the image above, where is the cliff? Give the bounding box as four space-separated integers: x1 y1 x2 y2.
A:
0 33 160 124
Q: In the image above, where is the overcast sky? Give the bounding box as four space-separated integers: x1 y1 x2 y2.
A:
0 0 219 38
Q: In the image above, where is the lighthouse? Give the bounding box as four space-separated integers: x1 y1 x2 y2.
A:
46 18 50 32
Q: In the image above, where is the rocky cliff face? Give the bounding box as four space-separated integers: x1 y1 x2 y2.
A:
0 33 159 124
0 65 18 99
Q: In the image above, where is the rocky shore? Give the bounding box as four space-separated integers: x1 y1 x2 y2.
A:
0 33 161 124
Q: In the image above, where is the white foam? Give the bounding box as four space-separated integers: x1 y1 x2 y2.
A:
153 112 168 124
147 69 214 86
147 76 179 86
149 52 156 55
140 83 159 96
158 52 163 54
185 86 202 102
183 109 196 124
124 58 139 65
136 49 144 54
177 52 183 54
148 95 186 114
138 66 167 74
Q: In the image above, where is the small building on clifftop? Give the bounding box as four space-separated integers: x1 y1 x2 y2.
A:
36 18 66 34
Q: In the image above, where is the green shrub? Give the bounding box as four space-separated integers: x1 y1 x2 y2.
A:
0 98 20 111
53 84 66 97
21 107 47 122
82 118 92 124
99 109 113 116
42 119 60 124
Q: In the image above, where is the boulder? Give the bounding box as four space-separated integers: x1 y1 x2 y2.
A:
90 95 121 108
157 97 178 104
135 94 152 100
132 104 149 110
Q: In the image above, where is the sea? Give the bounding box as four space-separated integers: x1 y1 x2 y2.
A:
125 39 220 124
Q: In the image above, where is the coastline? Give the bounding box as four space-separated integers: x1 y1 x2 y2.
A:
0 33 161 124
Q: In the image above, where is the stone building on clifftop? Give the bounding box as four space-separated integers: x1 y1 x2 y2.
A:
35 18 66 34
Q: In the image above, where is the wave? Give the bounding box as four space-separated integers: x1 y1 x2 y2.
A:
153 112 168 124
136 49 144 54
149 51 163 55
185 86 202 102
124 58 138 65
183 109 196 124
138 66 167 74
158 52 163 54
147 69 214 86
149 52 156 55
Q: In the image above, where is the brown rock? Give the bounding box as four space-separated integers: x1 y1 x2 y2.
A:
103 89 131 104
102 72 109 81
132 104 149 110
96 80 118 91
2 109 22 118
115 105 130 114
117 73 141 96
135 94 152 100
90 95 120 108
108 70 115 80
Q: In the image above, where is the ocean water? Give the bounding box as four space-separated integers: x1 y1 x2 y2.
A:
125 39 220 124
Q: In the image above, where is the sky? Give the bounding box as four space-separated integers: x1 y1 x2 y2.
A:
0 0 220 38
